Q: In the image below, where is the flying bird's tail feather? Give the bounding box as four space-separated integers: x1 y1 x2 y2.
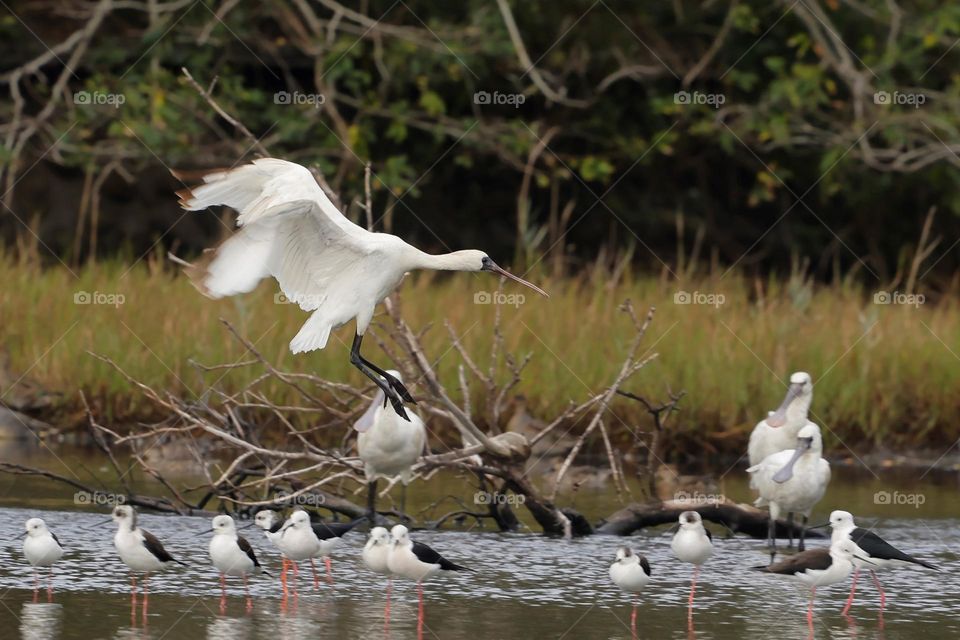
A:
290 311 333 353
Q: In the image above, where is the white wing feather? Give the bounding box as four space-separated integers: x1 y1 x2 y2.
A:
177 159 402 354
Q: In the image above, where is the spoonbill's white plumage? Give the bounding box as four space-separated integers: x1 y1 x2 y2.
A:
173 158 548 420
355 370 426 518
820 509 938 614
363 527 394 623
207 515 264 611
754 539 873 628
748 423 831 558
111 505 185 615
748 372 815 468
670 511 713 629
387 524 469 634
609 546 650 635
21 518 63 600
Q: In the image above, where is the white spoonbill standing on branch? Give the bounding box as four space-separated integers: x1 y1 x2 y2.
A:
355 369 427 519
173 158 548 420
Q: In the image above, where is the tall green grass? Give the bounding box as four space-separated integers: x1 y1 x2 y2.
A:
2 252 958 453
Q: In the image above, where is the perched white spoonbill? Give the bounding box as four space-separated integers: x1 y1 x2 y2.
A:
748 424 830 558
173 158 548 420
754 539 874 628
609 547 650 635
20 518 64 600
355 370 427 517
748 372 815 467
817 509 938 614
112 505 185 614
670 511 713 629
362 527 394 621
388 524 469 634
206 515 265 611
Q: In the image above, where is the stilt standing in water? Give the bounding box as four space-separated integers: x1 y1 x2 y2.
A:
609 547 650 638
362 527 394 627
20 518 63 602
670 511 713 631
206 515 267 612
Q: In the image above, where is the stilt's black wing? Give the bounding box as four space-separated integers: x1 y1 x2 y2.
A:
142 529 186 566
411 541 469 571
237 534 261 568
311 518 363 541
51 532 63 549
268 520 284 534
755 548 831 575
639 555 651 577
704 528 713 542
851 527 938 570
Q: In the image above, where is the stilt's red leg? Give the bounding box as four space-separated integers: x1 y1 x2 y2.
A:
220 573 227 613
842 568 859 616
807 587 816 629
630 598 638 639
281 558 289 599
417 581 425 640
687 565 699 630
32 570 39 602
130 575 138 618
46 568 53 601
292 562 300 601
244 574 252 611
310 559 320 590
325 556 333 585
142 574 150 622
870 570 886 611
384 577 392 625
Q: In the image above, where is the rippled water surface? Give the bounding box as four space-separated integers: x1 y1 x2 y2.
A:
0 505 956 639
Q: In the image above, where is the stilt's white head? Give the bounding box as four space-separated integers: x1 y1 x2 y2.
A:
254 509 280 531
765 371 814 427
211 515 237 536
281 509 311 534
112 505 136 530
390 524 411 549
366 526 391 548
24 518 49 538
678 510 704 531
613 546 641 565
827 510 856 539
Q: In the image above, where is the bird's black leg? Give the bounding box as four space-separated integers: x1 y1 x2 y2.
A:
351 334 410 421
352 333 416 404
768 515 777 563
787 512 794 549
366 479 378 523
798 515 807 552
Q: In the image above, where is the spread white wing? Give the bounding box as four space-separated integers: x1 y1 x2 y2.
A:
176 159 399 353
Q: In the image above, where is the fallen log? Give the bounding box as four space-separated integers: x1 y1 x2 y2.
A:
595 498 828 540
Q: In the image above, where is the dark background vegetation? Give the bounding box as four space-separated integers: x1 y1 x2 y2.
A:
2 0 959 289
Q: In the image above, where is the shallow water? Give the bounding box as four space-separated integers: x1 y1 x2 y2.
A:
0 505 956 639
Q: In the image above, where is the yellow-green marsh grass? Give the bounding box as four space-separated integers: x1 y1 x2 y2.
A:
2 253 958 453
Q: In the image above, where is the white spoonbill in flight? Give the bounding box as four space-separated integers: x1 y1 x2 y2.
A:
173 158 548 420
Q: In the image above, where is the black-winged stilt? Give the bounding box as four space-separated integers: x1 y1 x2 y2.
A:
609 546 650 636
362 526 394 625
816 509 938 614
387 524 469 637
670 511 713 629
206 515 267 612
111 505 185 618
753 538 874 629
20 518 63 602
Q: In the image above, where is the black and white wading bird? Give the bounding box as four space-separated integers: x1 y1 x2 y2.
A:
20 518 64 601
387 524 469 634
355 369 426 519
748 423 830 559
111 505 186 615
609 547 651 636
206 515 266 611
173 158 548 420
815 509 939 614
754 538 875 628
670 511 713 629
362 527 394 624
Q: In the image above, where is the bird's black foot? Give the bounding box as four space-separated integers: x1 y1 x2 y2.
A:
387 392 411 421
382 372 415 404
